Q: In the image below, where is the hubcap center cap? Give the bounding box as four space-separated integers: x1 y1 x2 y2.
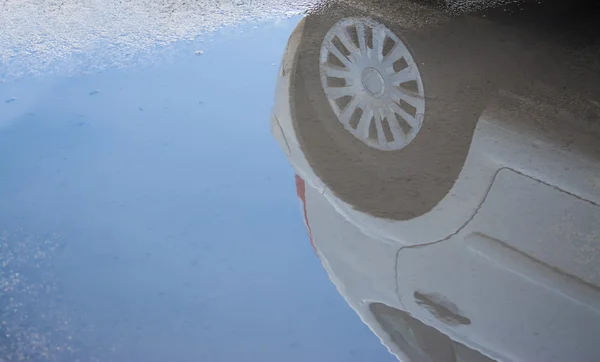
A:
361 67 386 98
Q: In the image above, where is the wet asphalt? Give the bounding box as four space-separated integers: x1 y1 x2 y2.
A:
1 0 600 361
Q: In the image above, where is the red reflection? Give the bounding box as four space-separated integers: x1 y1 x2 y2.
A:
295 175 317 255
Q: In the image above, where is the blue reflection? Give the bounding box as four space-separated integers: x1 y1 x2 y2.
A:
0 17 396 362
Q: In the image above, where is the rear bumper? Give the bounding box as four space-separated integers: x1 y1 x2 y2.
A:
271 18 327 193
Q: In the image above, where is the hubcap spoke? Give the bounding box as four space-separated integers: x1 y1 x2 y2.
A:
356 23 367 56
390 102 420 129
325 41 353 68
385 109 407 146
373 110 387 146
391 87 422 109
339 96 361 125
371 25 385 61
323 64 352 80
336 28 359 55
324 85 355 100
357 106 374 138
390 67 416 85
382 44 407 67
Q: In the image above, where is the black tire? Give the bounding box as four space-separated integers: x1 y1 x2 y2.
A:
291 1 503 220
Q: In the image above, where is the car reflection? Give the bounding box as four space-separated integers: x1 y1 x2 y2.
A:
272 1 600 361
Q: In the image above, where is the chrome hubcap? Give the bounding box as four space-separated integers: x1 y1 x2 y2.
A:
319 18 425 151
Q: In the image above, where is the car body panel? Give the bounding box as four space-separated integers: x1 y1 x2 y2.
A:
300 177 411 361
395 167 600 360
301 171 600 362
274 3 600 361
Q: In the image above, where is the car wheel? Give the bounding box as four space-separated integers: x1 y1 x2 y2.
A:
291 3 500 220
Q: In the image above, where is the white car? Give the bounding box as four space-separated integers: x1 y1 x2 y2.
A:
272 1 600 361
